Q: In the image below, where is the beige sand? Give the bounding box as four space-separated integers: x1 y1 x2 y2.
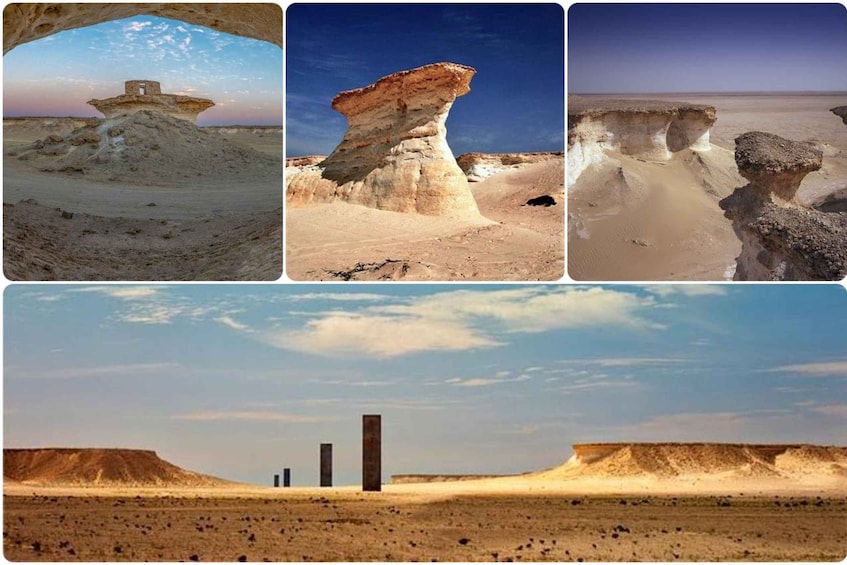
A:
285 159 564 281
3 120 283 280
568 94 847 281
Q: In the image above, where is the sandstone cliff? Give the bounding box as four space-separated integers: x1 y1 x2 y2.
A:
719 131 847 280
456 152 563 181
286 62 482 218
567 96 717 186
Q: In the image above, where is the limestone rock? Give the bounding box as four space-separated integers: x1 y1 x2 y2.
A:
3 3 281 53
719 131 844 280
287 62 482 217
456 152 563 181
88 80 214 123
831 106 847 125
732 131 822 202
567 95 717 185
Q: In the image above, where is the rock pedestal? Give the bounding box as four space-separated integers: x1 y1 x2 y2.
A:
719 131 846 280
286 62 482 218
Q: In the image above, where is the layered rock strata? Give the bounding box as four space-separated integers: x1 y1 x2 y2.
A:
831 106 847 125
567 96 717 185
456 151 563 181
719 131 846 280
3 3 282 53
287 62 482 217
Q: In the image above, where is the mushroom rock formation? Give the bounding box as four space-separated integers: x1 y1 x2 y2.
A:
88 80 214 123
287 62 482 217
2 3 282 54
719 131 846 281
567 96 717 186
831 106 847 125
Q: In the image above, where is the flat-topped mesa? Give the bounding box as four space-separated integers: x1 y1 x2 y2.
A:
88 80 214 123
719 131 846 281
831 106 847 125
567 95 717 185
287 62 482 217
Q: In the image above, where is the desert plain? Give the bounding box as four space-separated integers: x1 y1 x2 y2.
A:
568 93 847 280
4 444 846 562
3 116 283 280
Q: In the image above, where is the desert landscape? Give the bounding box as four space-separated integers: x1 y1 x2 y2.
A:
285 5 564 281
4 443 846 562
2 4 283 280
286 63 564 281
567 93 847 281
567 4 847 281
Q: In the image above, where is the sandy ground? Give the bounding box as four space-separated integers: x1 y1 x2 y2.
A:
567 93 847 281
3 485 844 562
3 123 283 281
285 159 564 281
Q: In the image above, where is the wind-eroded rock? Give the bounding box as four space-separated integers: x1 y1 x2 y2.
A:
567 96 717 185
720 131 846 280
287 62 482 217
831 106 847 125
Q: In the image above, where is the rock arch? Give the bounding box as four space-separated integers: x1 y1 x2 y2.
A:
2 3 282 54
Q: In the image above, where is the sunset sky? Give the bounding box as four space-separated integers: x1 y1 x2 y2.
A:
286 3 564 156
569 3 847 93
5 284 846 486
3 15 282 125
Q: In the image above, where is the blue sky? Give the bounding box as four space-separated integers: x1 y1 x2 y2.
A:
3 16 282 125
569 3 847 93
286 4 564 156
4 284 846 487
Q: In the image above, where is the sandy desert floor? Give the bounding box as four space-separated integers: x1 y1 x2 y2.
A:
568 93 847 281
2 124 283 281
286 159 564 281
3 487 845 562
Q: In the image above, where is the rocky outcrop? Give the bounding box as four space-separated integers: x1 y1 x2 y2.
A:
8 110 279 184
287 62 482 217
831 106 847 125
720 131 846 280
3 3 282 54
567 96 717 185
456 151 563 181
88 88 214 123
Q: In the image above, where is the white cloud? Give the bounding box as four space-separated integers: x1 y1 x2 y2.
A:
70 286 163 300
124 21 152 32
285 292 392 302
14 363 180 379
214 316 252 333
446 372 532 387
766 361 847 377
266 313 501 358
172 411 335 423
561 357 687 367
643 285 729 297
811 405 847 418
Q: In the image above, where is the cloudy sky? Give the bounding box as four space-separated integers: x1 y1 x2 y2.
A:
3 15 282 125
286 4 564 156
4 284 846 486
569 3 847 93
